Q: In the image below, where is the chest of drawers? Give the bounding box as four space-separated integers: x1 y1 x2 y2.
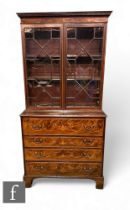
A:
21 111 106 189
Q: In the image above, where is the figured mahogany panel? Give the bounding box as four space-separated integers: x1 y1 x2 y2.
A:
25 148 102 161
22 117 104 136
23 136 103 148
25 161 102 176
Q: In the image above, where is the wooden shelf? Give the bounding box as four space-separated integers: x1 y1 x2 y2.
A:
27 76 100 81
27 76 60 81
67 77 100 81
67 54 102 60
26 56 60 61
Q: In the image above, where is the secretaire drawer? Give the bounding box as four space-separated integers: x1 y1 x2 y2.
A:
25 161 102 177
23 136 103 148
22 117 104 136
25 148 102 161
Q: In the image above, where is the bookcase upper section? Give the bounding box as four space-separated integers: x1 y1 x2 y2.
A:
18 11 111 110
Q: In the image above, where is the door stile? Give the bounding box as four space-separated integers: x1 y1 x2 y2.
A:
61 24 67 109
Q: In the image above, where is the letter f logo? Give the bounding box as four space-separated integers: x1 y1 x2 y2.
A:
10 185 19 200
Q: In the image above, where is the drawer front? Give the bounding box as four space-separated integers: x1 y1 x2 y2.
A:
22 118 104 136
24 136 103 148
25 148 102 161
25 161 102 177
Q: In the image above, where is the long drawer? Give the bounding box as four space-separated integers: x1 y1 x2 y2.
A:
23 136 103 148
25 161 102 177
25 148 102 161
22 118 104 136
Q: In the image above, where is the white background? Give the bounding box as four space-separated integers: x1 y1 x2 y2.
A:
0 0 130 209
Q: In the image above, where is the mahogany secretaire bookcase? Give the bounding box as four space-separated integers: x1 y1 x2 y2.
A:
17 11 112 189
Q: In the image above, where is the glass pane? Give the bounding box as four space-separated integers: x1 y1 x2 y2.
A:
25 27 61 107
66 27 103 107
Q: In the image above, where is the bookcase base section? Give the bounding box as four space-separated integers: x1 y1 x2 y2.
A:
23 175 104 189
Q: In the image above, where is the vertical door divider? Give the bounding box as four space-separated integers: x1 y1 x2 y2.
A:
61 24 66 109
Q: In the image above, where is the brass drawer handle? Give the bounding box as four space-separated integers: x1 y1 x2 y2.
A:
80 152 92 159
33 151 46 158
32 124 43 130
83 166 93 172
33 165 45 170
83 139 93 144
32 138 45 144
84 125 97 131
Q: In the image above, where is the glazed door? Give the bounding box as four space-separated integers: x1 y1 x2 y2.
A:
65 25 104 108
24 25 62 108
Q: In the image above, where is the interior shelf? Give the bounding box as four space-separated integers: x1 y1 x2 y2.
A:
27 76 100 81
27 76 60 81
26 55 102 60
26 56 60 61
67 77 100 81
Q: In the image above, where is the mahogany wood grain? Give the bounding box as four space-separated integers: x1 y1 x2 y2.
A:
25 148 102 161
23 136 103 148
22 117 104 136
25 161 102 177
